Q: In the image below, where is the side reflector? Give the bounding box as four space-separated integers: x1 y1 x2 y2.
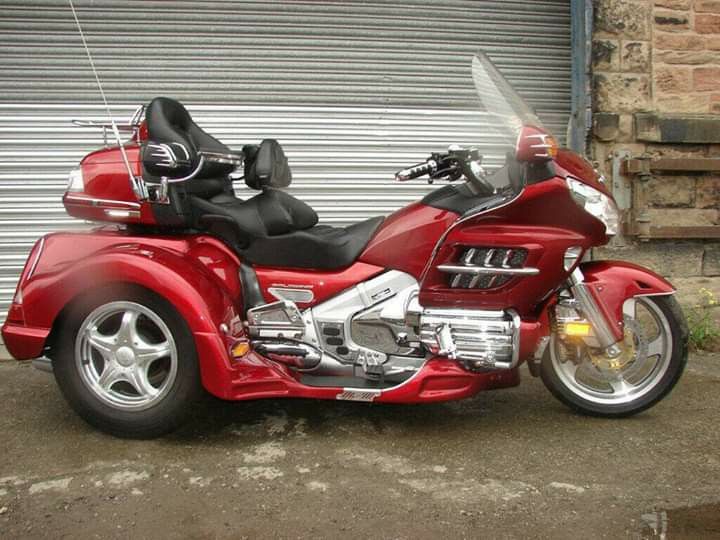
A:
231 341 250 358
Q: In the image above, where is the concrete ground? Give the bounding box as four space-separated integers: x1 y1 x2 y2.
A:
0 353 718 539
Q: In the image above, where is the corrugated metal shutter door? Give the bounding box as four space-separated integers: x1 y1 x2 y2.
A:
0 0 571 324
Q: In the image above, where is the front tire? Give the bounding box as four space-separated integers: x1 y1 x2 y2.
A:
541 295 688 417
53 287 203 438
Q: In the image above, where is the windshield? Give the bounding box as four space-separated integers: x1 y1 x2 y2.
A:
471 52 547 148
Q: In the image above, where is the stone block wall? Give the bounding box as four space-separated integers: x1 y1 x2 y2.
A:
592 0 720 308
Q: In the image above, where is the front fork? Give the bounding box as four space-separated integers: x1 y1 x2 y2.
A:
566 268 623 358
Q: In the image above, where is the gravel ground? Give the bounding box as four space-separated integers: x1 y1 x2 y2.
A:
0 353 718 539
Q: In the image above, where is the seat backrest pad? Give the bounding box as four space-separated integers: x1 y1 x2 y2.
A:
244 139 292 190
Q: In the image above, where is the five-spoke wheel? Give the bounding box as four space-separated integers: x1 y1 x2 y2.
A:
76 302 178 411
53 288 202 438
541 295 688 417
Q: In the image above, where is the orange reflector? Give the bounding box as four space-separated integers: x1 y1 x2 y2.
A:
564 322 592 337
231 341 250 358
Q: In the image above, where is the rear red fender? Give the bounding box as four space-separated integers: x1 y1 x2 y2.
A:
580 260 676 340
16 238 241 398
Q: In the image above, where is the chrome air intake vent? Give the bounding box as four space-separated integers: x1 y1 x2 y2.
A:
438 247 536 289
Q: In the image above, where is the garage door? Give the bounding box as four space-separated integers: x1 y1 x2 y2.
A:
0 0 572 324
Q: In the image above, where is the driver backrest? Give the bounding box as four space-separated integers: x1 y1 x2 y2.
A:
144 97 235 184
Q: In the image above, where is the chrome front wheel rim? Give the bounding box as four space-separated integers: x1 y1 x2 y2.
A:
75 301 178 411
550 297 673 406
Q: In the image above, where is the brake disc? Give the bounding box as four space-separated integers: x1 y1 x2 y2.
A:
589 318 648 372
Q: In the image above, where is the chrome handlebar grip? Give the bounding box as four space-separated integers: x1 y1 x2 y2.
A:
199 151 244 167
395 159 437 182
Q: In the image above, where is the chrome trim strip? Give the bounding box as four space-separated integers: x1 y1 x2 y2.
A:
437 264 540 276
64 194 141 209
268 287 315 304
26 236 45 280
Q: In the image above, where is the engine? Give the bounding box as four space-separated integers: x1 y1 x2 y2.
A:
247 271 521 382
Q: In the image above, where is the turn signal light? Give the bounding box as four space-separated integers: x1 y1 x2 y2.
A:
515 125 558 163
563 322 592 337
231 341 250 358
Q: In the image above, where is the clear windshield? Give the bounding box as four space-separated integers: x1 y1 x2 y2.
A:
471 52 546 148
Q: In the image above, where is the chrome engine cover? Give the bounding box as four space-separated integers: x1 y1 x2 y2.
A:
311 271 420 364
247 271 521 383
419 308 520 370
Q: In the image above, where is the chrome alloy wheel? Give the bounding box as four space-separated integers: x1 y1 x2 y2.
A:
75 301 178 411
550 297 673 406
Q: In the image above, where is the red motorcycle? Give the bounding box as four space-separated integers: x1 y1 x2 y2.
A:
1 53 687 438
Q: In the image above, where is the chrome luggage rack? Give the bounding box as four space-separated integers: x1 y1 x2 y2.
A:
71 105 145 147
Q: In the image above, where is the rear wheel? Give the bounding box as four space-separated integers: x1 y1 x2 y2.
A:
541 295 688 417
53 287 203 438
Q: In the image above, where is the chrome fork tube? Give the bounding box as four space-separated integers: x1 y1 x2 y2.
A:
567 268 622 357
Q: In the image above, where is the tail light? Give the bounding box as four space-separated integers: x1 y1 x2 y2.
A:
515 125 558 163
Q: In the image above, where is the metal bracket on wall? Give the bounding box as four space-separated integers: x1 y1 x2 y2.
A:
622 156 720 240
610 150 633 211
608 150 633 245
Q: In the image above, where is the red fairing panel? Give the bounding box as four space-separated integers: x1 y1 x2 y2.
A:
1 230 244 398
579 260 676 341
421 177 607 313
554 148 613 199
359 202 459 278
253 262 384 309
224 354 520 403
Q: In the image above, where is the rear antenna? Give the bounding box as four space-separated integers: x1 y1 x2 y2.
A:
68 0 146 199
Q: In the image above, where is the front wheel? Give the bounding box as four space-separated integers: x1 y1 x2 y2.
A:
53 287 203 438
541 295 688 417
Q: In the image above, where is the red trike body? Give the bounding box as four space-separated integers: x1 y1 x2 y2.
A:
2 138 674 403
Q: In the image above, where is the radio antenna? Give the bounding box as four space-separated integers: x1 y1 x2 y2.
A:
68 0 144 198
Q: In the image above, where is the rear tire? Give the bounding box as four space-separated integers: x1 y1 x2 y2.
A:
53 286 203 438
540 295 688 417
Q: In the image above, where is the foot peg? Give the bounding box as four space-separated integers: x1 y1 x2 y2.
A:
253 341 322 370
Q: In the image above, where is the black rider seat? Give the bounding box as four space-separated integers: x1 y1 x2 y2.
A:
143 97 384 270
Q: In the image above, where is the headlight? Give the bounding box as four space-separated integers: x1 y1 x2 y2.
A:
566 177 619 236
66 167 84 192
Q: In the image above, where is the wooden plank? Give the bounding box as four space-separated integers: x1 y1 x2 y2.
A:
644 226 720 239
625 157 720 174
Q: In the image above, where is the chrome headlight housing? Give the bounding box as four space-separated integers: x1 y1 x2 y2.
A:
566 177 619 236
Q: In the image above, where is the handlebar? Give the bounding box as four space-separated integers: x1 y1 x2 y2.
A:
199 150 244 167
395 160 437 182
394 146 496 195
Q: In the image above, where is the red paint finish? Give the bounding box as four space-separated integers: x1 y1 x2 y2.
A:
554 148 612 198
63 144 158 226
254 261 384 308
224 354 520 403
420 177 606 312
580 260 675 340
2 230 243 397
359 202 458 278
1 325 49 360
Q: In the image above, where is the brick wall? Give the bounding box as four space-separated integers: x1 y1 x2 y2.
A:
592 0 720 308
